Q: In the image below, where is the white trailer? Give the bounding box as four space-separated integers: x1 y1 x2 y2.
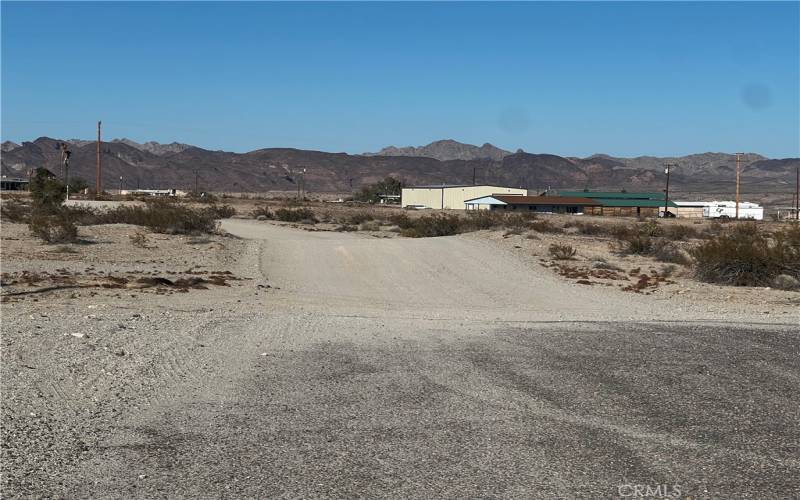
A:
703 201 763 220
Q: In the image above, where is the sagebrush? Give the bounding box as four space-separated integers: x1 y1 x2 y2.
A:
691 224 800 286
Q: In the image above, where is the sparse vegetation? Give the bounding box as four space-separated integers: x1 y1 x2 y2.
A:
549 243 577 260
129 231 149 248
663 224 701 240
274 207 318 223
1 198 32 223
399 213 462 237
529 219 564 234
388 210 537 238
652 239 692 265
691 223 800 287
29 168 66 213
347 211 375 225
28 212 78 244
359 220 381 231
251 205 273 219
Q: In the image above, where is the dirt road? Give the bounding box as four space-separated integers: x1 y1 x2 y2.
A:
4 220 799 498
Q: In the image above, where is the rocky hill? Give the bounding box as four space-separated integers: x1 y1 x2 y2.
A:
1 141 20 152
365 139 510 161
2 137 797 196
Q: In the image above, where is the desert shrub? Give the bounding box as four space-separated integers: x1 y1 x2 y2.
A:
773 274 800 290
29 168 66 212
616 234 654 255
348 211 375 225
549 244 576 260
566 221 607 236
652 239 692 265
1 198 31 223
663 224 701 240
129 231 149 248
701 222 725 239
335 224 358 232
28 212 78 243
101 203 219 234
401 213 461 238
62 205 103 225
359 220 381 231
529 219 563 234
274 208 317 223
691 223 800 286
637 220 663 237
207 204 236 218
251 205 273 219
388 213 414 229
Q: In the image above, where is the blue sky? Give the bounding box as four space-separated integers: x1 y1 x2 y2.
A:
2 1 798 157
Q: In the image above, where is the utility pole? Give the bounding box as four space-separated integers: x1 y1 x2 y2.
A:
663 163 676 217
194 169 199 195
301 168 307 199
795 165 799 221
472 166 476 186
119 176 123 195
96 121 102 199
735 152 743 219
61 143 72 200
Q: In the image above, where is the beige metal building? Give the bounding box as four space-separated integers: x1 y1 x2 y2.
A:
401 185 527 210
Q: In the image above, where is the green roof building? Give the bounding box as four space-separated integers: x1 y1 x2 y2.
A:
557 190 676 216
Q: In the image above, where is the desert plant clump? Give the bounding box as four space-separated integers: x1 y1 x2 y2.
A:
663 224 701 240
347 211 375 225
28 212 78 244
1 198 32 223
100 202 220 234
274 208 317 223
251 205 273 220
358 220 381 231
617 234 655 255
549 244 577 260
637 220 663 237
691 223 800 287
651 239 692 265
129 231 149 248
29 168 66 213
400 213 462 238
529 219 564 234
206 204 236 219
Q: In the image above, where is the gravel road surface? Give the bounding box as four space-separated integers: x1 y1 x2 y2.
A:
3 220 798 498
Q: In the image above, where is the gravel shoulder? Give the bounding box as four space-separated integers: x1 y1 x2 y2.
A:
2 219 798 498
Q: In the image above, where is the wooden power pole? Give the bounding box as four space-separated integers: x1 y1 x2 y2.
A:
735 152 743 219
796 165 799 221
96 121 102 199
663 162 676 217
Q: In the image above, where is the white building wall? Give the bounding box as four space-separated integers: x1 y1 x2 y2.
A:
401 186 526 210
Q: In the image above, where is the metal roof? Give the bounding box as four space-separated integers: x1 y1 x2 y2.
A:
595 199 678 208
490 195 601 206
405 184 521 189
558 191 665 200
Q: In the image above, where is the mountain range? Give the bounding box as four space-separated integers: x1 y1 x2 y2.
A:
365 139 512 161
2 138 797 196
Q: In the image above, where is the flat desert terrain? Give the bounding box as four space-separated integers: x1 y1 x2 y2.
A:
2 218 799 498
